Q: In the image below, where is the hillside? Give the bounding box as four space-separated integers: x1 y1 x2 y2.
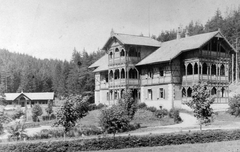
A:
0 48 104 97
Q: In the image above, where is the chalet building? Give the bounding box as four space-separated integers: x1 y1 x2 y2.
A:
89 29 237 110
3 92 54 110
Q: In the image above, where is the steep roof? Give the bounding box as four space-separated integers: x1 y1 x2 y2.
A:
136 31 236 66
4 92 54 101
88 54 108 68
103 33 161 50
88 54 108 72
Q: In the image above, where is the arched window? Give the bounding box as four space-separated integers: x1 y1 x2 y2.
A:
115 48 119 52
109 70 113 80
182 88 186 97
202 63 208 74
114 69 120 79
211 87 217 95
211 64 216 75
220 64 225 76
133 69 138 79
120 49 125 57
194 63 198 74
109 52 113 59
121 89 124 98
187 64 193 75
121 69 125 78
221 87 225 97
187 87 192 97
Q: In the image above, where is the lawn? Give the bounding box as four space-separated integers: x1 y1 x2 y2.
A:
87 140 240 152
77 109 174 129
211 111 240 126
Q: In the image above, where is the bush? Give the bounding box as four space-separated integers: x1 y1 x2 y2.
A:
137 102 147 109
4 129 240 151
228 94 240 116
11 109 25 120
146 106 157 113
99 105 130 134
154 109 168 119
42 114 56 121
96 103 105 109
32 104 43 122
169 109 182 123
88 103 97 111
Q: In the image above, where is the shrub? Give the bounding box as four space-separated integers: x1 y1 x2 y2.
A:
146 106 157 113
137 102 147 109
96 103 105 109
42 114 56 121
3 129 240 151
11 109 25 120
118 89 138 120
32 104 43 122
228 94 240 116
0 114 12 124
154 109 168 119
99 105 130 135
169 109 182 123
88 103 97 111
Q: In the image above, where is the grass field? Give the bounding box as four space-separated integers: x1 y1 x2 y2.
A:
77 109 175 129
87 140 240 152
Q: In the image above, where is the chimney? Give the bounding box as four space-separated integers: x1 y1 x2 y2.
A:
177 27 181 39
110 28 115 37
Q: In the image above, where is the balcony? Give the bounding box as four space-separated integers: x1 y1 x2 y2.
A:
141 77 171 85
182 74 228 85
109 79 139 88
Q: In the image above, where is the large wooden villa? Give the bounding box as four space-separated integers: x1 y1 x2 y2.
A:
89 29 237 110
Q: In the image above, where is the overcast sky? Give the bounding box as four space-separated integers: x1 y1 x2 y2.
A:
0 0 240 61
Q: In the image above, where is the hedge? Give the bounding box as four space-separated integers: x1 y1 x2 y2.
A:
1 129 240 151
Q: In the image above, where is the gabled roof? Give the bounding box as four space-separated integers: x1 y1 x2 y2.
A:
103 33 161 50
4 92 54 101
88 54 108 68
88 54 108 72
136 31 236 66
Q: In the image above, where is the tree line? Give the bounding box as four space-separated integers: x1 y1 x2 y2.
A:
153 7 240 48
0 48 104 98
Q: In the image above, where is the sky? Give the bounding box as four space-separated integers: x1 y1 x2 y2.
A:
0 0 240 61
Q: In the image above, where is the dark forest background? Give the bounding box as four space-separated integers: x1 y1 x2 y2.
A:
0 7 239 97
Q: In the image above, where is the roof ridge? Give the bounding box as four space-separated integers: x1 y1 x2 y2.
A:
162 31 219 44
114 32 154 39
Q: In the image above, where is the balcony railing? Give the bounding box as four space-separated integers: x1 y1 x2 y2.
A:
182 74 228 83
108 79 139 88
141 76 171 85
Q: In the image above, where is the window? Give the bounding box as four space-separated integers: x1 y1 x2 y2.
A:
159 69 164 77
159 88 165 99
114 91 118 99
148 69 153 79
148 89 152 100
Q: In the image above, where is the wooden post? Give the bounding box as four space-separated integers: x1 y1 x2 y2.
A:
232 54 234 83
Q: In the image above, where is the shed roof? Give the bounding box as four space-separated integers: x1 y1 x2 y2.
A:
103 33 161 50
4 92 54 101
136 31 236 66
